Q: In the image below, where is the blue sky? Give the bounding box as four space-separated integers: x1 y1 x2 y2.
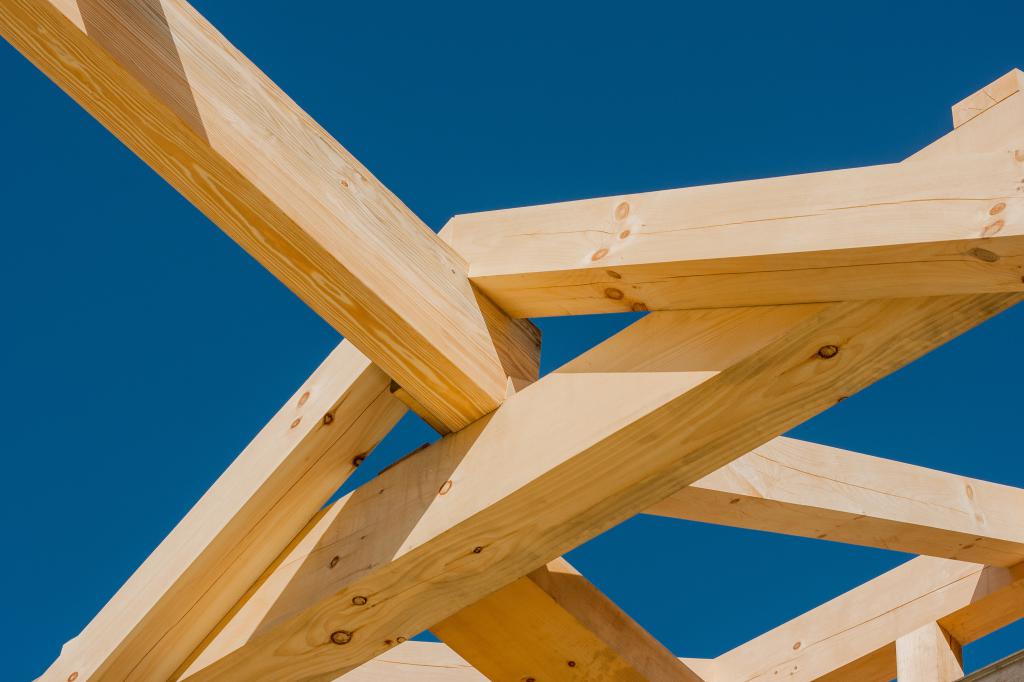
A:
3 1 1024 678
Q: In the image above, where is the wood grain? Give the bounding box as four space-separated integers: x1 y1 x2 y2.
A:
37 342 406 682
433 558 702 681
715 557 1024 682
0 0 539 431
647 436 1024 566
179 293 1017 680
444 150 1024 318
895 622 963 682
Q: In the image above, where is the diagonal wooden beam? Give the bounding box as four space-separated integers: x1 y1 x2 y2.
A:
175 292 1016 680
38 342 407 682
0 0 539 432
441 72 1024 319
646 437 1024 566
714 556 1024 682
433 558 702 681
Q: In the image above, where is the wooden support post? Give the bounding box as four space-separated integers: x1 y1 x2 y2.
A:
0 0 539 432
38 342 407 682
433 558 702 681
896 622 963 682
178 293 1016 680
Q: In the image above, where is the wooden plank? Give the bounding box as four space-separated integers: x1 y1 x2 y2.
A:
895 622 963 682
175 292 1017 680
961 649 1024 682
38 342 407 682
714 557 1024 682
341 642 483 681
442 151 1024 319
0 0 540 432
952 69 1024 128
645 437 1024 566
433 558 701 681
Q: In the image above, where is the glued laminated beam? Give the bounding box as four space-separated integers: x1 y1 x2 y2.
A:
647 437 1024 566
38 342 407 682
0 0 539 433
433 558 702 681
714 557 1024 682
178 293 1017 680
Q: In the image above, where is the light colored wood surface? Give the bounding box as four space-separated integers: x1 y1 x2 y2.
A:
895 622 963 682
443 149 1024 318
433 558 702 681
647 436 1024 566
714 557 1024 682
952 69 1024 128
179 292 1017 680
340 642 483 681
0 0 540 432
38 342 406 682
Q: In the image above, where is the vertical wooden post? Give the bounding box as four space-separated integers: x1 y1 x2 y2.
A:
896 621 964 682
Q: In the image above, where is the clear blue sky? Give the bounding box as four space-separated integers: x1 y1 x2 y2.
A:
3 1 1024 678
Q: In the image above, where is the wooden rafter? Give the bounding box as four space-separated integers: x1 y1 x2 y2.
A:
433 558 701 681
442 147 1024 318
649 436 1024 566
178 293 1015 680
0 0 540 432
4 0 1024 675
38 342 407 681
714 556 1024 682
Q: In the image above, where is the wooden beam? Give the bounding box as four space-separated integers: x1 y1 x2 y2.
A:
909 70 1024 161
0 0 540 432
38 342 407 682
342 642 483 681
176 292 1016 680
714 557 1024 682
896 622 963 682
441 73 1024 318
953 69 1024 128
338 641 716 681
645 437 1024 566
433 558 701 681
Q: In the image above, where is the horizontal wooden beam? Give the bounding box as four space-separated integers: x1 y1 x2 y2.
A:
443 100 1024 318
176 292 1016 680
433 558 701 681
645 437 1024 566
38 342 406 682
714 557 1024 682
0 0 540 432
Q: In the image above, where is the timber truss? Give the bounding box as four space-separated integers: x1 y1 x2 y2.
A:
5 1 1024 680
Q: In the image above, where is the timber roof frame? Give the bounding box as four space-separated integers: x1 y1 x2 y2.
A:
4 2 1024 680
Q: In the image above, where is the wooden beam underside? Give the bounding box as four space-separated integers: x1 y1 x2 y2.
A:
4 0 1024 677
714 557 1024 682
177 293 1016 680
0 0 540 432
433 558 702 681
650 436 1024 567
